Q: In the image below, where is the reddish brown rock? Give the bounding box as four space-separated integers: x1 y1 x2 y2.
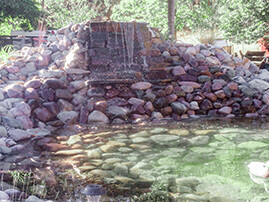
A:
34 108 53 122
106 88 119 99
58 99 74 111
131 104 146 115
94 100 107 113
166 94 178 104
227 82 238 91
169 47 179 56
200 99 213 111
165 85 174 95
178 82 201 89
144 101 154 114
204 92 217 102
25 88 39 100
131 82 152 90
214 90 226 99
40 88 55 102
161 106 172 116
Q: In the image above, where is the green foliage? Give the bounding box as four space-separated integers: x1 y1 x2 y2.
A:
0 45 14 63
44 0 120 29
0 0 40 31
175 0 223 31
111 0 168 34
220 0 269 44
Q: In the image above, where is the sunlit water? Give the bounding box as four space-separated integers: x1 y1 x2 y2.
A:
7 118 269 201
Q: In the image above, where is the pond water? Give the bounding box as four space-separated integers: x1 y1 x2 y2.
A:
5 118 269 201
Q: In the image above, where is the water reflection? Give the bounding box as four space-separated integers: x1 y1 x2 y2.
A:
4 117 269 201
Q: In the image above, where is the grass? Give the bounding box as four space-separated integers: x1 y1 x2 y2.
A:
0 44 14 63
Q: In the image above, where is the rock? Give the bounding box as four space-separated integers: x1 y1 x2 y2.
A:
87 149 102 159
69 80 86 91
249 79 269 91
43 78 67 89
106 106 129 118
16 116 33 129
237 141 268 149
0 91 4 101
25 196 45 202
171 102 187 115
27 128 51 137
9 129 32 141
24 88 39 100
87 87 106 98
12 102 31 117
131 82 152 90
57 111 78 123
178 82 201 89
115 163 129 176
218 107 232 115
200 99 213 111
214 90 226 99
212 82 223 91
0 127 7 137
189 136 210 146
128 98 145 106
181 85 194 93
151 134 180 145
0 191 9 200
88 110 109 124
245 113 259 118
55 89 73 101
34 108 53 122
172 66 186 76
198 75 211 84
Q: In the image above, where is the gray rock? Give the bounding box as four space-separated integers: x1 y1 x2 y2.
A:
39 69 65 78
20 62 36 75
189 136 210 146
88 110 109 124
106 106 129 118
239 85 258 96
2 117 23 129
0 146 12 154
25 196 45 202
115 163 129 176
258 69 269 81
151 134 180 145
0 127 7 137
0 91 4 101
171 102 187 115
9 129 32 141
57 111 78 123
0 191 9 200
26 128 51 137
249 79 269 91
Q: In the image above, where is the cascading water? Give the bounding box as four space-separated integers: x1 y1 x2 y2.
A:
86 21 167 83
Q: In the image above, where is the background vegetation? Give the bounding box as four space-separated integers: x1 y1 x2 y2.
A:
0 0 268 45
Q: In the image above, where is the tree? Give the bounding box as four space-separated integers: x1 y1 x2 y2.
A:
220 0 269 44
44 0 121 29
0 0 40 31
168 0 176 39
112 0 168 34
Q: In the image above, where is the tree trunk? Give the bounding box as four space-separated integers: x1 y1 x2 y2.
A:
168 0 176 40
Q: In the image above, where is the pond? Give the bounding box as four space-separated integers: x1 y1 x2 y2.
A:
3 117 269 201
